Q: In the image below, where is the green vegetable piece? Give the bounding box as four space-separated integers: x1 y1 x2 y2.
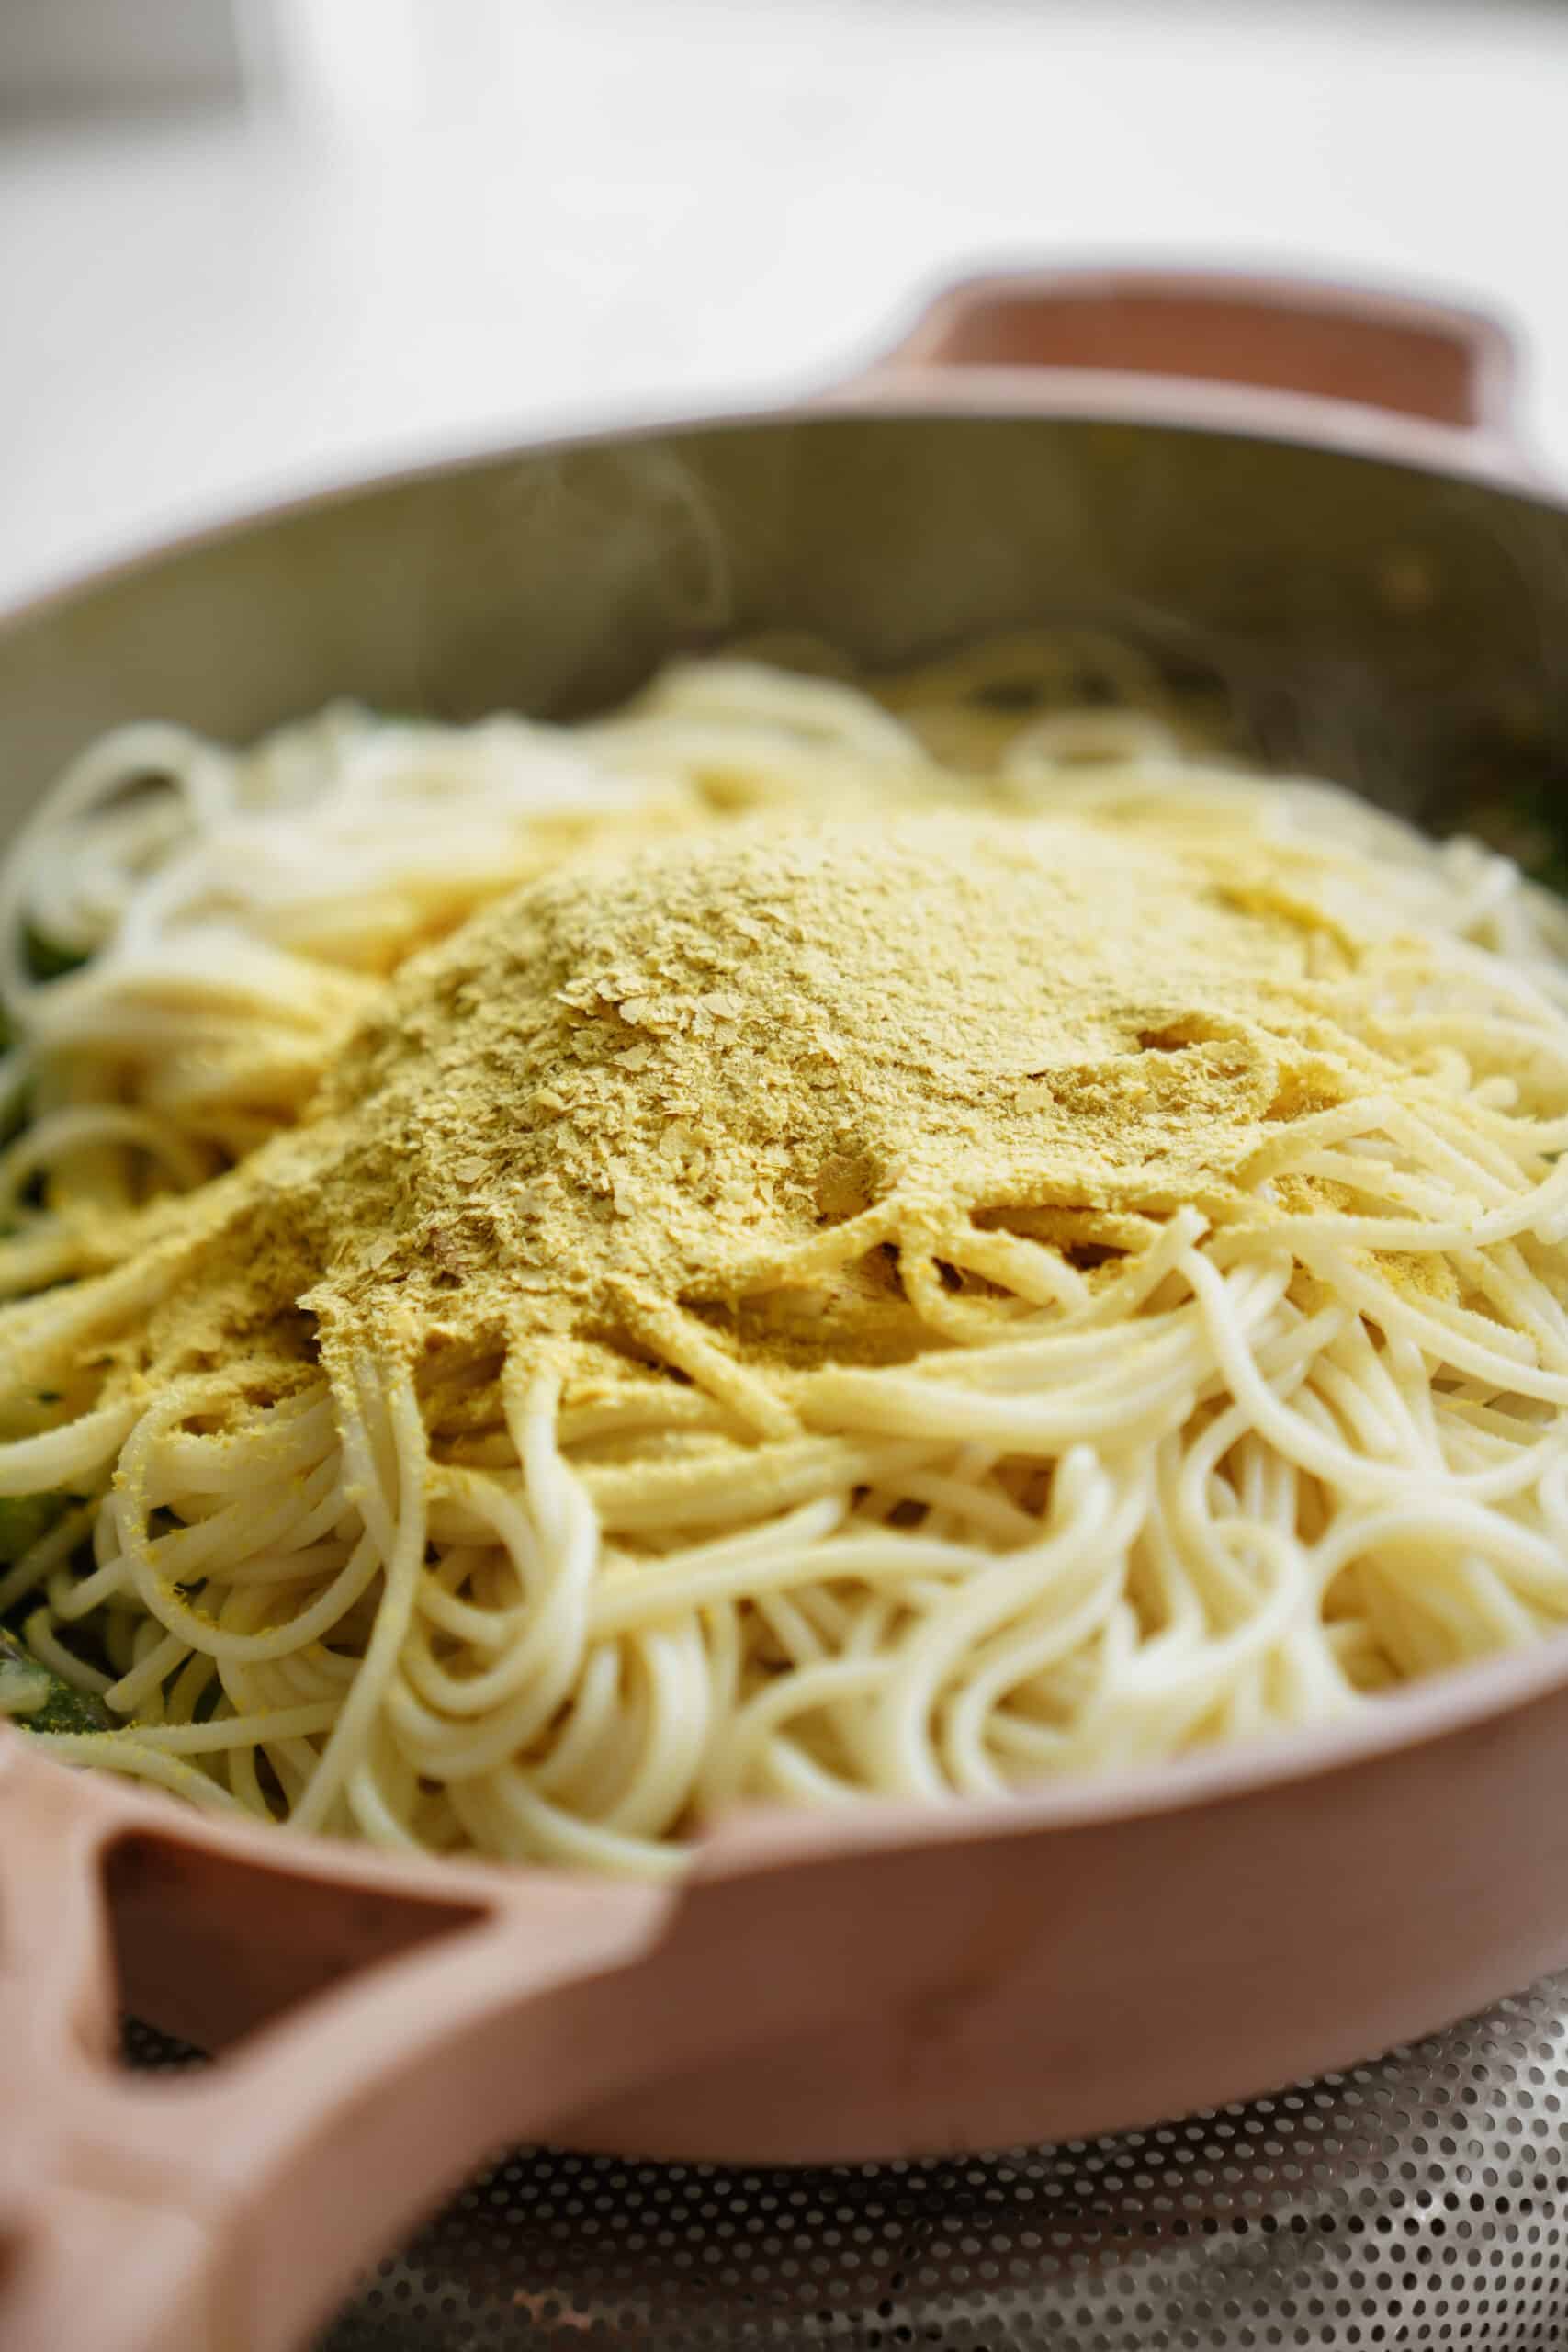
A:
0 1625 110 1731
27 1676 113 1734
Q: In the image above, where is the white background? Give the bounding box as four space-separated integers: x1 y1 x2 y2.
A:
1 0 1565 611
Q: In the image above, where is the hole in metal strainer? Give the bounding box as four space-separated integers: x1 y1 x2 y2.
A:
125 1975 1568 2349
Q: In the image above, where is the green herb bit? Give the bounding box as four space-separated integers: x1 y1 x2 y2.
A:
0 1625 111 1731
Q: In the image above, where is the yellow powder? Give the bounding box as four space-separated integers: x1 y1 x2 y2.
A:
113 808 1360 1402
1373 1249 1462 1306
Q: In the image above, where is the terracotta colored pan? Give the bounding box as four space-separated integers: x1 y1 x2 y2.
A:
5 271 1568 2352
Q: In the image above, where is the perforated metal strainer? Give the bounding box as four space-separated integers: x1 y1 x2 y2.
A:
133 1967 1568 2352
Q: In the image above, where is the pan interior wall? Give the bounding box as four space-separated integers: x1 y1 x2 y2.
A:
1 416 1564 847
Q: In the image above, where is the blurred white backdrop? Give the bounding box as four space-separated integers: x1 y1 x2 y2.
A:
1 0 1565 607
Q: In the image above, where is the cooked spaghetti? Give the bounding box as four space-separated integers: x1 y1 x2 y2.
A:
3 636 1568 1879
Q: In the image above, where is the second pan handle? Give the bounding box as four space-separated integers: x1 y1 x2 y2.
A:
843 267 1535 479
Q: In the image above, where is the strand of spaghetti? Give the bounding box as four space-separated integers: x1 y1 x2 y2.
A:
897 1249 1037 1345
107 1453 386 1660
29 1731 250 1809
151 1386 338 1489
19 943 370 1054
0 1245 204 1397
554 1385 739 1447
1376 1099 1540 1203
1006 707 1183 769
105 1628 192 1716
447 1763 685 1880
400 1480 588 1722
887 1471 1043 1547
937 1223 1091 1311
1309 1354 1404 1461
1235 1151 1568 1252
1121 1521 1336 1701
626 1493 850 1582
718 1199 900 1295
289 1360 428 1834
0 723 233 1012
1450 1246 1568 1369
1312 1501 1568 1605
752 1587 829 1666
49 1551 132 1622
0 1397 138 1495
1185 1250 1568 1497
378 1366 600 1781
750 1732 867 1807
525 1644 630 1800
0 1223 111 1299
20 1605 111 1693
166 1538 356 1596
774 1224 1242 1398
0 1105 211 1212
939 1552 1136 1796
407 1544 524 1655
0 1499 96 1618
698 1657 892 1812
606 1281 800 1440
100 1702 342 1753
795 1348 1204 1445
871 1448 1124 1799
107 1473 335 1590
1307 1251 1568 1414
566 1642 657 1820
582 1433 940 1534
1288 1149 1523 1225
588 1522 1111 1638
223 1732 280 1818
596 1620 713 1837
337 1350 400 1557
160 1651 219 1725
639 656 934 754
344 1759 423 1851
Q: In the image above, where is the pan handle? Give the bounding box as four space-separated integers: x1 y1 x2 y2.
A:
845 267 1534 475
0 1734 672 2352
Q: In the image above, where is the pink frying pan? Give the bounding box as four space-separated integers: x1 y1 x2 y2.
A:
3 270 1566 2352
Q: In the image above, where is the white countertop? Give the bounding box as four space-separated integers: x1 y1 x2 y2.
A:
3 0 1566 610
